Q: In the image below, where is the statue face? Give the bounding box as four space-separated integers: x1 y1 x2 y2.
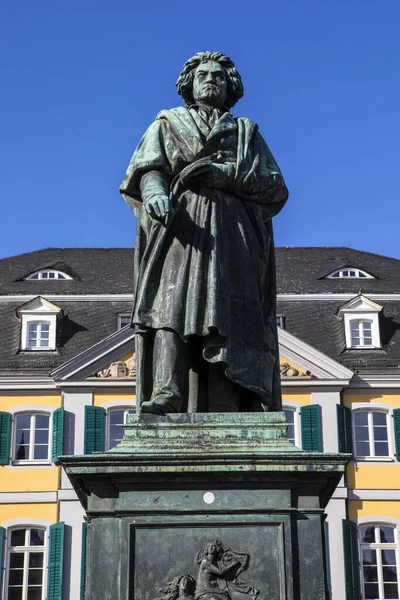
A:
192 61 228 109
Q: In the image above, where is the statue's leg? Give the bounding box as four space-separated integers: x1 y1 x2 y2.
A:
141 329 188 415
207 362 241 412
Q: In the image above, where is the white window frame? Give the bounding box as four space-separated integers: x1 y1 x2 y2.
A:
25 321 51 350
352 408 395 462
339 296 382 349
358 521 400 600
282 402 302 447
4 525 48 600
11 412 52 465
348 318 374 348
18 298 61 352
326 268 374 279
106 406 136 450
24 269 72 280
117 314 131 330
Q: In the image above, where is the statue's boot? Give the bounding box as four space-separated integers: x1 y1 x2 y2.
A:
140 396 181 415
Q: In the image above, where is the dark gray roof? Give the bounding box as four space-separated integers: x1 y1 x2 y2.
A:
277 299 400 372
275 247 400 294
0 300 132 372
0 248 134 295
0 246 400 374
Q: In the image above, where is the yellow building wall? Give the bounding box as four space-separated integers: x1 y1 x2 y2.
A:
282 392 312 406
348 500 400 522
0 503 57 526
344 392 400 408
93 390 136 407
347 464 400 490
0 391 61 411
0 467 58 493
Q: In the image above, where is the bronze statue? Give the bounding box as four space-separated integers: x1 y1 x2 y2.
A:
154 539 259 600
120 51 288 415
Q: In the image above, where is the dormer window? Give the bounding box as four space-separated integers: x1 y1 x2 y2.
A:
24 269 72 280
326 268 373 279
338 295 382 349
17 297 61 351
349 319 373 347
27 322 51 350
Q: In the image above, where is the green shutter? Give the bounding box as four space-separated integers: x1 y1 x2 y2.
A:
0 411 11 465
393 409 400 460
342 519 362 600
337 405 353 454
80 522 87 600
0 526 5 592
52 407 64 463
84 406 105 454
48 522 65 600
301 404 322 451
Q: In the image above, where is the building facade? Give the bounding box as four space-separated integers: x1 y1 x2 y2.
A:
1 247 400 600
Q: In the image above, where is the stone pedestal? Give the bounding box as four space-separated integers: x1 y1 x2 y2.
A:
60 413 349 600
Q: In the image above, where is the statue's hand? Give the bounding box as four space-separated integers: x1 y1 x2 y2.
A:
188 163 235 189
144 194 173 220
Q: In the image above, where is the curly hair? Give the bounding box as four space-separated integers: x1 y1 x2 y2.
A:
195 539 225 563
176 52 244 110
155 574 196 600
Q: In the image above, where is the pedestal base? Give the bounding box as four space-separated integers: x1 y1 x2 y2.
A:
61 413 349 600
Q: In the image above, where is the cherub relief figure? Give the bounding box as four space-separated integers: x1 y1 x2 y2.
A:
154 539 259 600
121 51 288 415
155 574 196 600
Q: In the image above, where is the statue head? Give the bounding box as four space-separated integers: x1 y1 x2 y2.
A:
176 52 244 110
195 539 225 563
155 574 195 600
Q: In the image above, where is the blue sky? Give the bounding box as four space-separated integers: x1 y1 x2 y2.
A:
1 0 399 259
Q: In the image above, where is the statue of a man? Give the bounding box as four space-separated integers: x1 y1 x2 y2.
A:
120 51 288 415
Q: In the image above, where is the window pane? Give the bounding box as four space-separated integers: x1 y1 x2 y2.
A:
380 527 395 544
49 272 55 278
374 427 388 441
10 530 26 547
30 529 45 546
355 427 369 441
384 583 398 598
364 583 379 599
363 549 377 565
354 412 368 426
363 566 378 582
8 570 24 586
34 430 49 444
16 415 31 429
361 526 376 544
27 588 43 600
356 441 370 457
28 568 43 585
28 553 43 569
8 588 23 600
40 324 49 333
374 441 389 456
109 410 124 426
382 550 396 565
35 415 49 429
33 445 48 460
382 566 398 582
373 412 387 426
58 274 66 279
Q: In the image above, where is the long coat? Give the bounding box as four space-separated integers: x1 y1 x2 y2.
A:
120 106 288 410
